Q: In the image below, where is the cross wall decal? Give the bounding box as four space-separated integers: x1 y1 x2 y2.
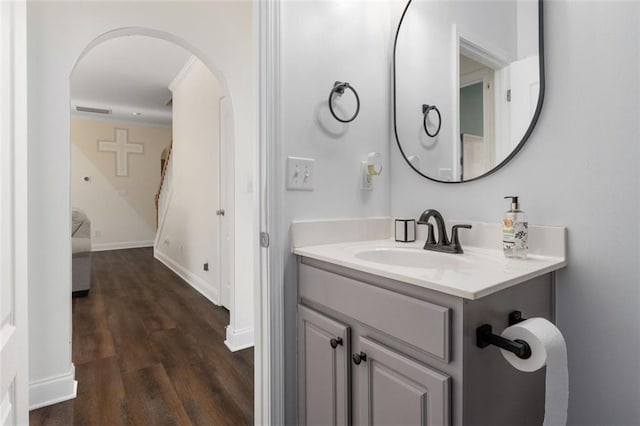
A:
97 128 144 177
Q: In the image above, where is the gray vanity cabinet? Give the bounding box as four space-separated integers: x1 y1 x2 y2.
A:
298 304 450 426
297 256 553 425
356 336 451 425
298 305 351 425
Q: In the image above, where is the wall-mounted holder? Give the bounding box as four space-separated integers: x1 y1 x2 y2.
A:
395 218 416 242
329 81 360 123
361 152 382 190
476 311 531 359
422 104 441 137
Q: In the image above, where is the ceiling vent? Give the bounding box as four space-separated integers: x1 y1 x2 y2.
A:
75 105 112 115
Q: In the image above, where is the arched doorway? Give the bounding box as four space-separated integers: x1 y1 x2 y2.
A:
25 2 262 416
56 30 252 424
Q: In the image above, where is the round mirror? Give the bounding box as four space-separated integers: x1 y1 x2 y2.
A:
393 0 544 183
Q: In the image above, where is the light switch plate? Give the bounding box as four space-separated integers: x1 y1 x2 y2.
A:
287 156 315 191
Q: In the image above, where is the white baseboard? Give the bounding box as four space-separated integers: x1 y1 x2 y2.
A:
154 249 220 306
224 326 254 352
29 364 77 410
91 240 154 252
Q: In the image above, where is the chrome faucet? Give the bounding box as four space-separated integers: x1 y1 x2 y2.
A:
417 209 472 254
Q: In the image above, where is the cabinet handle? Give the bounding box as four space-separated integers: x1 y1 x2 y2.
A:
330 337 343 349
352 352 367 365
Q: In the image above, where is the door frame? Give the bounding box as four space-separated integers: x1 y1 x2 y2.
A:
70 27 272 422
218 95 233 311
256 0 284 423
457 34 508 177
0 0 29 423
68 20 278 425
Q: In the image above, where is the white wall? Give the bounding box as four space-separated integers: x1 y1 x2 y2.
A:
155 59 224 309
280 1 392 422
71 118 171 250
26 1 255 409
390 1 640 423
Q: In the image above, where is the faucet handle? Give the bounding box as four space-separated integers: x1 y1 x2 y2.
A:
450 224 472 253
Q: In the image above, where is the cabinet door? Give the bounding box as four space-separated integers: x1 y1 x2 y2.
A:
355 337 450 426
298 305 351 425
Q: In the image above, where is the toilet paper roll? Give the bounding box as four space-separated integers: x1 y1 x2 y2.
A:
500 318 568 426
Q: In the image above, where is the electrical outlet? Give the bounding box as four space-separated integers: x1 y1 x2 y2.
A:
286 156 315 191
180 245 184 258
438 168 453 182
94 230 101 237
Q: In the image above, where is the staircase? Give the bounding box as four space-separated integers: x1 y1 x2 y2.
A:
155 140 173 231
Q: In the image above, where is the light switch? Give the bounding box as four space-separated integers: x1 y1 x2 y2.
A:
287 156 315 191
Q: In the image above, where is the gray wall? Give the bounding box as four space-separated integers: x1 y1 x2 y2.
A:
282 1 640 424
280 2 392 423
391 2 640 424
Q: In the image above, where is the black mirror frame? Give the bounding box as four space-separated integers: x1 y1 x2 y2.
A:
393 0 545 184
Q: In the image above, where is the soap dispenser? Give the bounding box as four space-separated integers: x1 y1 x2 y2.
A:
503 196 528 259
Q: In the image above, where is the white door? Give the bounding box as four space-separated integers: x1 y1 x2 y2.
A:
218 96 233 310
0 1 29 424
461 133 486 180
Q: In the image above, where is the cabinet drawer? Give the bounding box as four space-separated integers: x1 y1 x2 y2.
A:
299 263 451 362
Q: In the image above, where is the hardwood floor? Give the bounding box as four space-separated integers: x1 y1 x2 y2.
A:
30 248 253 426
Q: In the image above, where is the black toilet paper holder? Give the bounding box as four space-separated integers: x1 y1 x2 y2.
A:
476 311 532 359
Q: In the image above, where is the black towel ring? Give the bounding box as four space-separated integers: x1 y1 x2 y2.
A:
422 104 441 137
329 81 360 123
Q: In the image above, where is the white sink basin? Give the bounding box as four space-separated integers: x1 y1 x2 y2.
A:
292 219 567 299
353 247 471 269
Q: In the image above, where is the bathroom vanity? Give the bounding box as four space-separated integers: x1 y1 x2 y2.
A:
293 219 566 426
295 0 551 419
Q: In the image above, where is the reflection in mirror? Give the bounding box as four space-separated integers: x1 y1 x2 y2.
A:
460 53 494 180
394 0 543 183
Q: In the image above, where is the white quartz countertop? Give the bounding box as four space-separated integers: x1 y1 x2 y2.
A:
293 239 566 300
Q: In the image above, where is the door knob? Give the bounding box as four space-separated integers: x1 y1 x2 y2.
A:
330 337 343 349
352 352 367 365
